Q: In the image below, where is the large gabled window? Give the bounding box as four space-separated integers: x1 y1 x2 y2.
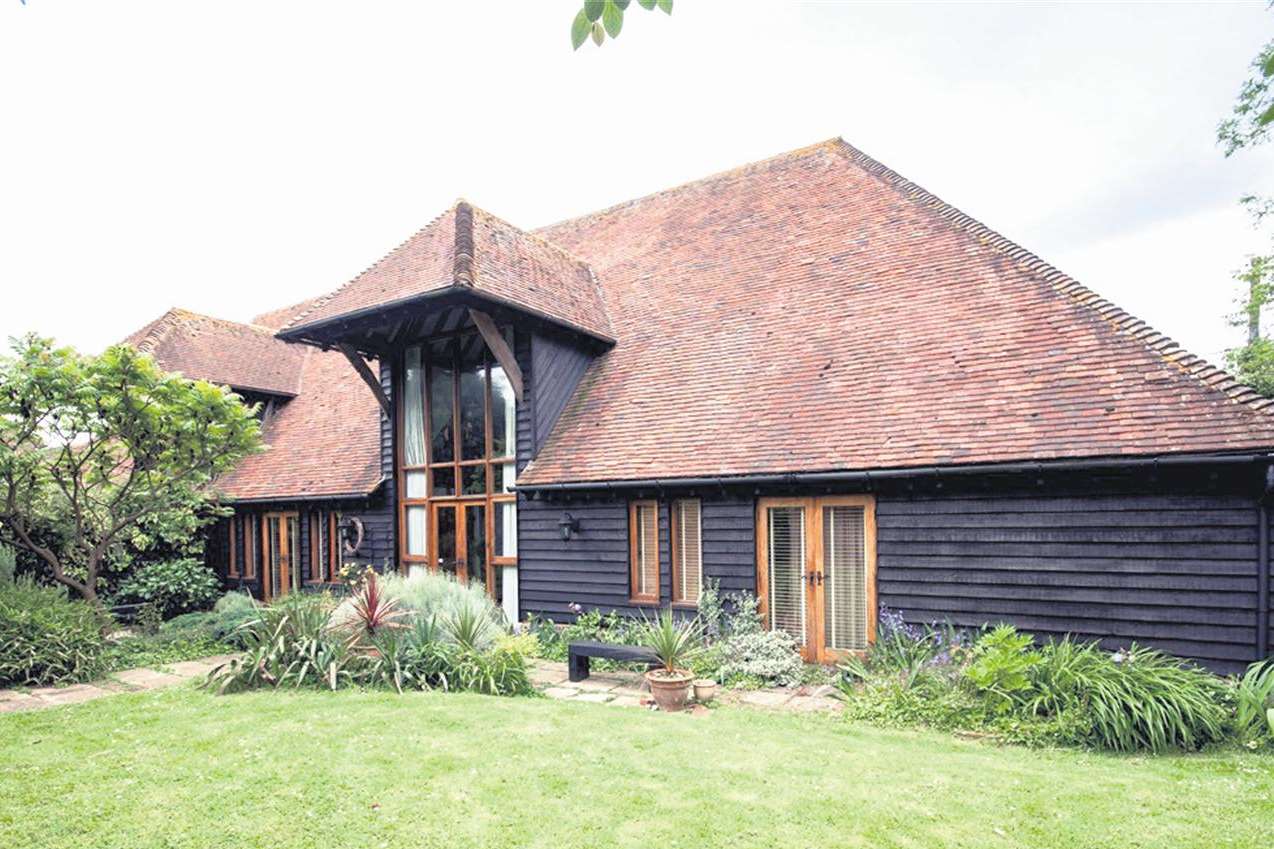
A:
629 500 660 604
398 331 517 592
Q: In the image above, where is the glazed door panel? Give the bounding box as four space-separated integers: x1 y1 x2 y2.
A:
757 496 876 662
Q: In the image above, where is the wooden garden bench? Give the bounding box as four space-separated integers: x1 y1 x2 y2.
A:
567 641 660 682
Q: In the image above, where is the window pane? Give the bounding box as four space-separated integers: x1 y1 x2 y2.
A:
436 506 457 577
431 466 456 497
462 464 487 495
673 500 702 604
406 506 427 556
429 360 455 463
403 346 426 466
490 362 516 459
495 501 517 558
466 504 486 586
499 462 516 494
824 506 868 651
632 503 659 600
405 470 426 499
767 507 806 642
459 360 486 460
288 516 300 591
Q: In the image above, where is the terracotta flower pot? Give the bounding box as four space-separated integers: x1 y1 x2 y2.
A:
645 668 695 712
693 679 718 703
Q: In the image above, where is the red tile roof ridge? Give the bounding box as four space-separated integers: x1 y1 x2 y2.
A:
468 202 603 278
821 137 1274 418
533 138 843 237
128 307 280 352
279 201 463 332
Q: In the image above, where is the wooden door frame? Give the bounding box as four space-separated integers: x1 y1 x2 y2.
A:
260 510 299 603
755 495 877 663
429 498 490 588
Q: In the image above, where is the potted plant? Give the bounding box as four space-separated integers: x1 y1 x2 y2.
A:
693 679 718 703
642 609 701 712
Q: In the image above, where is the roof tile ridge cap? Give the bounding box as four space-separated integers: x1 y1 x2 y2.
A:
533 137 842 236
468 202 601 274
133 307 185 353
825 138 1274 419
453 199 476 287
283 203 461 330
464 204 614 335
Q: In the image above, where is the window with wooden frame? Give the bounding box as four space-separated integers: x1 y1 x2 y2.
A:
328 511 341 580
227 515 239 578
397 331 517 591
242 514 257 579
308 512 323 584
670 499 702 606
629 500 660 604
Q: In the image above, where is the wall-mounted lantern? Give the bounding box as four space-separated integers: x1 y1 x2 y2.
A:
558 512 581 541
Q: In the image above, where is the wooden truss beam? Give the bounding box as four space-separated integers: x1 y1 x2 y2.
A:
468 308 524 403
336 344 391 418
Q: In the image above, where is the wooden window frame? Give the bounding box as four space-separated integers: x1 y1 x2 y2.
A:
227 515 239 578
670 498 702 607
628 500 661 605
754 495 878 662
260 510 300 603
396 329 518 578
328 511 340 581
243 513 257 579
307 512 323 584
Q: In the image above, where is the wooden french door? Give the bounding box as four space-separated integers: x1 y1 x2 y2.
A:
261 512 300 602
756 496 877 662
431 500 491 592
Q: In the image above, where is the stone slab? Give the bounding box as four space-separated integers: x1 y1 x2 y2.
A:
786 695 842 713
112 668 185 690
166 660 218 678
543 686 579 700
739 690 794 709
30 684 111 706
609 695 646 708
574 692 614 704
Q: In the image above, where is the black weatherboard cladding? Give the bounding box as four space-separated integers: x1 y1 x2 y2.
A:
517 465 1273 672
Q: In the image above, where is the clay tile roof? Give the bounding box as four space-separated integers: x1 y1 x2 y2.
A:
124 308 382 501
124 308 305 397
213 345 383 501
518 138 1274 485
280 200 613 342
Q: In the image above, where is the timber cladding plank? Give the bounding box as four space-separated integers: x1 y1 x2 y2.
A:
877 488 1263 672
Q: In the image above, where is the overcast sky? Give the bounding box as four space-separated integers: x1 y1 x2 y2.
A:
2 1 1272 367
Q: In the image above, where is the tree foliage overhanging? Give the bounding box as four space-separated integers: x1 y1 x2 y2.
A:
0 336 261 605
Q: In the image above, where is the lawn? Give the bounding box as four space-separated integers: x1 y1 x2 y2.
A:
1 687 1271 849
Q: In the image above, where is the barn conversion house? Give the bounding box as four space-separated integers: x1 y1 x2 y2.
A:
126 139 1274 672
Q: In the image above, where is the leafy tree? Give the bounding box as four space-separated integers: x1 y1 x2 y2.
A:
1220 11 1274 395
0 336 261 606
571 0 672 51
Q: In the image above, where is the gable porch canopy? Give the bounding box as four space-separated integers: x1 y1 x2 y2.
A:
275 200 615 363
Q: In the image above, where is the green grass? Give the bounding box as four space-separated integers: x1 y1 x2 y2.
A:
1 687 1271 849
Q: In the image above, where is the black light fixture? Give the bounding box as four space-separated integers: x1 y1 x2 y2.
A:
558 512 581 541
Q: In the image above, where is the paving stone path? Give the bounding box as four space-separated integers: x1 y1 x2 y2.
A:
2 656 841 717
527 659 843 715
0 654 238 715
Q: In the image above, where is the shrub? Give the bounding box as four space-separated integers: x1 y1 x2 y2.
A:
161 592 259 648
114 557 220 619
1234 659 1274 744
101 630 231 672
715 628 805 687
1025 640 1228 752
0 577 110 686
963 625 1041 712
0 542 14 584
207 593 347 693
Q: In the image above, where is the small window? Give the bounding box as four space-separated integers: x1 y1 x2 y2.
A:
629 500 660 604
671 499 702 605
328 512 341 579
308 512 323 583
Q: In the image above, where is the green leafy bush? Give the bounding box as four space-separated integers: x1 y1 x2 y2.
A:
0 577 110 686
1025 641 1228 752
715 629 805 687
206 573 536 697
160 591 259 648
102 630 231 672
963 625 1042 712
1234 659 1274 744
0 542 15 584
114 557 220 619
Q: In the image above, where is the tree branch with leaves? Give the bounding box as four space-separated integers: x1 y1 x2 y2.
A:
0 336 261 606
571 0 672 51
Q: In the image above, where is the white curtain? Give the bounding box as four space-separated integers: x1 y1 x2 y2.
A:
403 346 425 466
